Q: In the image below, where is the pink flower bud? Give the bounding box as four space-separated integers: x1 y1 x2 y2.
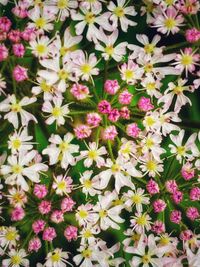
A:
171 190 183 204
153 199 166 213
170 210 182 224
118 90 132 105
42 227 57 242
151 220 165 234
120 106 130 119
8 29 21 43
0 44 8 61
181 162 195 180
28 237 41 252
138 96 154 112
86 112 102 127
74 125 92 139
34 184 48 199
98 100 111 114
180 230 193 241
12 43 25 57
190 187 200 201
104 79 119 95
11 207 25 221
126 123 140 138
102 125 118 140
38 200 51 215
32 219 46 234
0 16 12 32
13 65 28 82
51 210 64 224
186 207 199 221
108 108 120 122
64 225 78 241
61 197 76 212
146 179 160 195
165 180 178 193
70 83 90 100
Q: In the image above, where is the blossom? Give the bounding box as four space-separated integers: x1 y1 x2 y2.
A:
42 133 79 169
52 174 73 195
2 249 29 267
124 188 150 212
0 95 37 129
107 0 137 32
1 150 48 191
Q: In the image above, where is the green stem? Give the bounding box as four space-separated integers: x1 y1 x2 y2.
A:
164 41 189 52
107 140 114 161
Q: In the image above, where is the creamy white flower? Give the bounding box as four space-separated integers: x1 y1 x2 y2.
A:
77 142 107 168
95 28 127 62
1 150 48 191
93 191 124 230
130 213 152 234
0 227 19 250
29 35 52 58
44 248 71 267
8 127 34 154
0 95 37 129
32 77 58 101
79 0 106 10
140 73 162 99
169 130 199 163
119 60 143 85
140 153 164 177
108 0 137 32
76 203 98 226
2 249 29 267
42 96 70 126
118 138 137 162
42 133 79 169
80 170 101 197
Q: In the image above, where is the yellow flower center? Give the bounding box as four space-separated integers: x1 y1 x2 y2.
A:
99 209 108 218
81 64 92 74
142 254 151 264
83 179 92 189
136 214 147 226
112 199 123 206
11 138 21 150
105 45 114 56
164 18 176 29
82 249 92 258
173 85 184 94
12 164 23 174
11 103 21 112
144 63 153 73
114 6 125 17
165 0 175 5
177 146 186 156
57 0 68 9
146 82 156 90
58 69 68 80
146 160 157 171
13 192 24 204
124 69 134 80
59 141 69 152
35 17 46 29
78 209 88 219
11 255 22 265
159 236 170 245
144 44 154 54
132 194 142 204
52 106 62 117
83 229 93 238
181 54 193 66
146 138 154 148
5 230 17 241
40 81 52 92
51 252 61 262
111 163 121 173
57 181 66 191
36 44 47 55
131 233 141 241
145 116 155 127
88 150 98 160
60 46 70 56
85 12 95 24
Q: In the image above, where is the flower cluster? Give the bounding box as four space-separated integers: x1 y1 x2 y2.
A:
0 0 200 266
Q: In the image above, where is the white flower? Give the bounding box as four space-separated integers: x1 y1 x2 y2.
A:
140 153 164 177
0 74 6 95
53 174 73 196
108 0 137 32
169 130 199 163
80 170 101 197
118 138 137 162
93 191 124 230
140 73 162 99
119 60 143 85
72 51 99 82
78 142 107 168
124 188 150 213
38 55 76 92
42 96 70 126
73 245 102 267
158 79 192 112
71 6 112 41
79 224 100 245
79 0 106 10
0 95 37 129
8 127 34 154
32 77 57 101
44 248 71 267
0 227 19 250
76 203 98 226
95 28 127 62
1 150 48 191
42 133 79 169
29 35 53 59
2 249 29 267
130 213 152 234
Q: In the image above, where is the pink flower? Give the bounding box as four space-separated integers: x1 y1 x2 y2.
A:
86 112 102 127
176 0 200 14
98 100 111 114
181 162 195 180
180 230 193 241
165 180 178 193
151 220 165 234
12 43 25 57
0 44 8 61
13 65 28 82
104 80 119 95
170 210 182 224
61 197 76 212
108 108 120 122
28 237 41 252
42 227 57 242
190 187 200 201
74 125 92 139
0 16 12 32
70 83 90 100
8 29 21 43
51 210 64 224
12 5 28 18
185 28 200 43
64 225 78 241
146 179 160 195
153 199 166 213
32 219 46 234
171 190 183 204
138 97 154 112
118 90 132 105
120 106 130 119
102 125 118 140
11 207 25 221
186 207 199 221
38 200 51 215
21 27 36 41
33 184 48 199
126 123 140 138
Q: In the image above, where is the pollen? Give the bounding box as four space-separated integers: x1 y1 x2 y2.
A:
82 248 92 258
51 252 61 262
114 7 125 17
88 150 98 160
146 160 157 171
173 85 184 94
142 254 151 264
177 146 186 156
11 138 21 150
59 141 69 152
145 116 155 127
36 44 47 55
164 18 176 29
181 54 193 66
144 44 154 54
35 17 46 29
132 194 142 204
99 209 108 218
52 106 62 117
81 64 92 74
85 12 95 24
105 45 114 56
136 214 148 226
11 103 22 112
58 69 68 80
83 179 92 189
11 255 22 265
125 69 134 80
5 230 17 241
78 209 88 219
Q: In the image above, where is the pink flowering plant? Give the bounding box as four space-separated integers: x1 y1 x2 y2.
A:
0 0 200 266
